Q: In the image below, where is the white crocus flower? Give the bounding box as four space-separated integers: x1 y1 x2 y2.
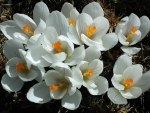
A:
61 2 79 27
27 63 82 110
115 13 150 55
107 54 150 104
26 27 85 66
76 46 108 95
67 13 118 51
0 1 49 47
1 40 45 92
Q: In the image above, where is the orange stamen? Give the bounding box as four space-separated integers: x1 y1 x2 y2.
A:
22 24 34 35
52 41 62 53
83 69 93 77
49 83 65 91
68 19 75 27
16 62 26 71
126 26 137 42
124 78 133 88
86 25 96 38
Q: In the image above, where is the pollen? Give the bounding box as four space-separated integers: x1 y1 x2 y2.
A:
68 19 75 27
52 41 62 53
49 83 65 91
126 26 137 42
22 24 34 35
124 78 133 88
16 62 26 71
83 69 93 77
86 25 96 38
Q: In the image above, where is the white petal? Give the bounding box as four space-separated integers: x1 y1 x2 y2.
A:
84 46 101 62
1 74 24 92
71 67 83 88
58 35 74 57
82 2 104 19
120 87 142 99
88 76 108 95
76 13 93 36
27 82 52 104
0 20 23 40
6 57 23 78
44 70 63 86
18 69 38 82
136 70 150 92
42 52 67 63
123 64 143 85
88 59 103 78
113 54 132 75
121 46 141 55
129 30 141 45
77 61 88 71
50 87 67 100
26 45 51 67
18 49 27 62
51 62 72 77
65 45 85 66
115 16 129 33
111 74 124 90
118 31 129 46
97 33 118 51
41 27 58 51
61 89 82 110
61 2 74 18
32 66 45 82
139 16 150 41
81 34 103 49
46 11 69 36
13 13 37 31
107 87 127 104
128 13 140 29
26 34 41 49
91 16 109 40
34 19 46 35
3 39 24 59
33 1 49 25
13 32 29 44
67 25 83 45
70 8 79 20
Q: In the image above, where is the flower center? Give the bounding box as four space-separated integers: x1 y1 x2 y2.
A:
52 41 62 53
86 25 96 38
49 83 65 91
126 26 137 42
16 62 27 71
68 19 75 27
83 69 93 77
22 24 34 35
123 78 133 88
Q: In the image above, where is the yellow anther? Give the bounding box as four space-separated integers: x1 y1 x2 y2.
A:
86 25 96 38
126 26 137 42
52 41 62 53
83 69 93 77
124 78 133 88
22 24 34 35
16 62 26 71
49 83 65 91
